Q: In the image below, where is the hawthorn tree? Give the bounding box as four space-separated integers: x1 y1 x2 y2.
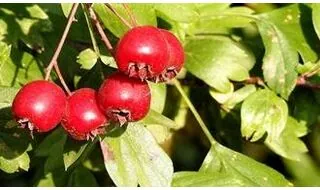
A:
0 3 320 187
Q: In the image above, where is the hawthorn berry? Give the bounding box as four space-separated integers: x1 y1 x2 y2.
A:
12 80 67 133
61 88 108 141
115 26 169 81
158 29 185 82
97 72 151 125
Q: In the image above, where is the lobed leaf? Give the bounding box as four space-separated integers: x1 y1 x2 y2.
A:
173 144 291 186
241 89 288 142
257 20 298 99
265 117 308 161
100 123 173 187
184 36 255 93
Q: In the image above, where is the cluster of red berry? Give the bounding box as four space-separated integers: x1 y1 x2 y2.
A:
11 26 184 141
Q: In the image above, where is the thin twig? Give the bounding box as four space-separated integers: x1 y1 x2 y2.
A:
44 3 79 94
105 3 133 29
87 4 114 56
245 75 320 90
244 76 265 86
53 64 71 95
122 4 138 27
296 76 320 89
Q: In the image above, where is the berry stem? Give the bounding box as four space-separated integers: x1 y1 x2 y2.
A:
44 3 79 94
173 78 217 145
105 3 133 29
87 4 114 56
82 4 100 55
122 4 138 27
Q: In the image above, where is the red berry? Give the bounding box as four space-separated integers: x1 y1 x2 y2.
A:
12 80 67 133
115 26 169 81
62 88 108 141
158 29 185 82
97 72 151 125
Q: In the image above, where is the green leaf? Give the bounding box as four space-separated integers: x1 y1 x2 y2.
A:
44 133 67 173
100 123 173 187
192 7 254 34
0 4 52 49
155 4 254 36
141 109 178 130
194 3 231 16
63 138 90 170
100 55 117 68
0 86 19 109
0 127 31 173
313 4 320 39
172 171 245 187
0 152 30 173
241 89 288 142
149 82 166 113
284 154 320 186
296 61 320 75
61 3 73 18
35 128 66 157
93 3 156 37
0 42 11 71
185 36 255 93
257 20 298 99
35 128 67 173
173 144 291 186
0 48 44 87
292 90 320 127
36 169 68 187
265 117 308 161
210 84 256 110
145 124 172 144
141 109 178 144
259 4 320 63
155 4 198 23
67 166 98 187
77 48 99 70
202 145 291 186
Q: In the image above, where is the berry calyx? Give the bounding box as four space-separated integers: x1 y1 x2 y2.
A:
61 88 108 141
157 29 185 82
115 26 169 81
97 72 151 125
12 80 67 133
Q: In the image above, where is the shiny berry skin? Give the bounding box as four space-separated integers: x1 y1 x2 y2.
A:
62 88 108 141
115 26 169 81
12 80 67 133
97 72 151 125
158 29 185 82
